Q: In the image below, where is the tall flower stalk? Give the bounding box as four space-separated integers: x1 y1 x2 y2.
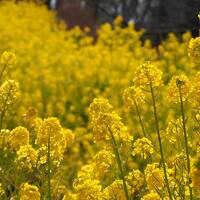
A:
107 125 130 200
134 62 173 199
149 81 173 200
123 86 146 137
47 133 51 200
89 98 131 200
168 74 193 199
133 99 146 137
177 80 193 200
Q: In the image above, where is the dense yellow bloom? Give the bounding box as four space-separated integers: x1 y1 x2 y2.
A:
168 74 191 102
89 98 131 142
188 37 200 63
192 151 200 197
0 129 10 149
103 180 129 200
0 51 16 65
9 126 29 150
166 118 183 144
16 144 38 170
193 71 200 102
51 180 72 199
0 51 16 79
192 168 200 196
19 183 40 200
0 2 199 199
145 163 165 192
92 149 115 178
0 80 20 108
132 137 154 159
63 191 77 200
74 179 103 200
126 169 144 193
75 164 95 182
134 61 163 88
123 86 145 108
141 191 161 200
36 117 74 166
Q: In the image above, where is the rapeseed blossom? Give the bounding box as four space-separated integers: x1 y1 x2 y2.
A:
19 183 41 200
0 1 199 199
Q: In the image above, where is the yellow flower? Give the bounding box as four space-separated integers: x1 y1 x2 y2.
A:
141 191 161 200
0 129 10 149
9 126 29 151
0 80 20 109
126 169 144 193
192 153 200 197
123 86 145 108
192 168 200 197
193 71 200 102
74 179 103 200
0 51 16 65
132 137 154 159
145 163 165 192
92 149 115 178
134 61 163 88
114 16 123 26
0 183 5 197
19 183 40 200
16 144 38 170
36 117 74 166
89 98 131 142
168 74 191 102
166 118 183 144
188 37 200 63
63 191 77 200
103 180 130 200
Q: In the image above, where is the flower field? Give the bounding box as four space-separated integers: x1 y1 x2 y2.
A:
0 1 200 199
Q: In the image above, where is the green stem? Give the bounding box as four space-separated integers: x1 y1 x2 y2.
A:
47 133 51 200
107 126 130 200
178 85 193 200
0 86 12 130
133 99 146 137
0 63 7 83
149 82 173 200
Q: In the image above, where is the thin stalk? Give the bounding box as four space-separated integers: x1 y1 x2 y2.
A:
133 98 146 137
142 148 147 185
149 82 173 200
0 63 7 83
47 133 51 200
107 126 130 200
0 105 6 130
178 85 193 200
0 86 12 130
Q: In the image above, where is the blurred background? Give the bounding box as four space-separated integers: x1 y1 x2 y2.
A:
46 0 200 44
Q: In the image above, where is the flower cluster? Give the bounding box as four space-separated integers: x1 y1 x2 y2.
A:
132 137 154 159
16 144 38 170
188 37 200 63
19 183 41 200
123 86 145 108
134 61 163 88
89 98 131 142
36 117 74 166
9 126 30 151
168 74 191 102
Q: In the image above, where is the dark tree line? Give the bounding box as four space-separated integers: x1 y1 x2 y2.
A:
47 0 200 44
85 0 200 43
